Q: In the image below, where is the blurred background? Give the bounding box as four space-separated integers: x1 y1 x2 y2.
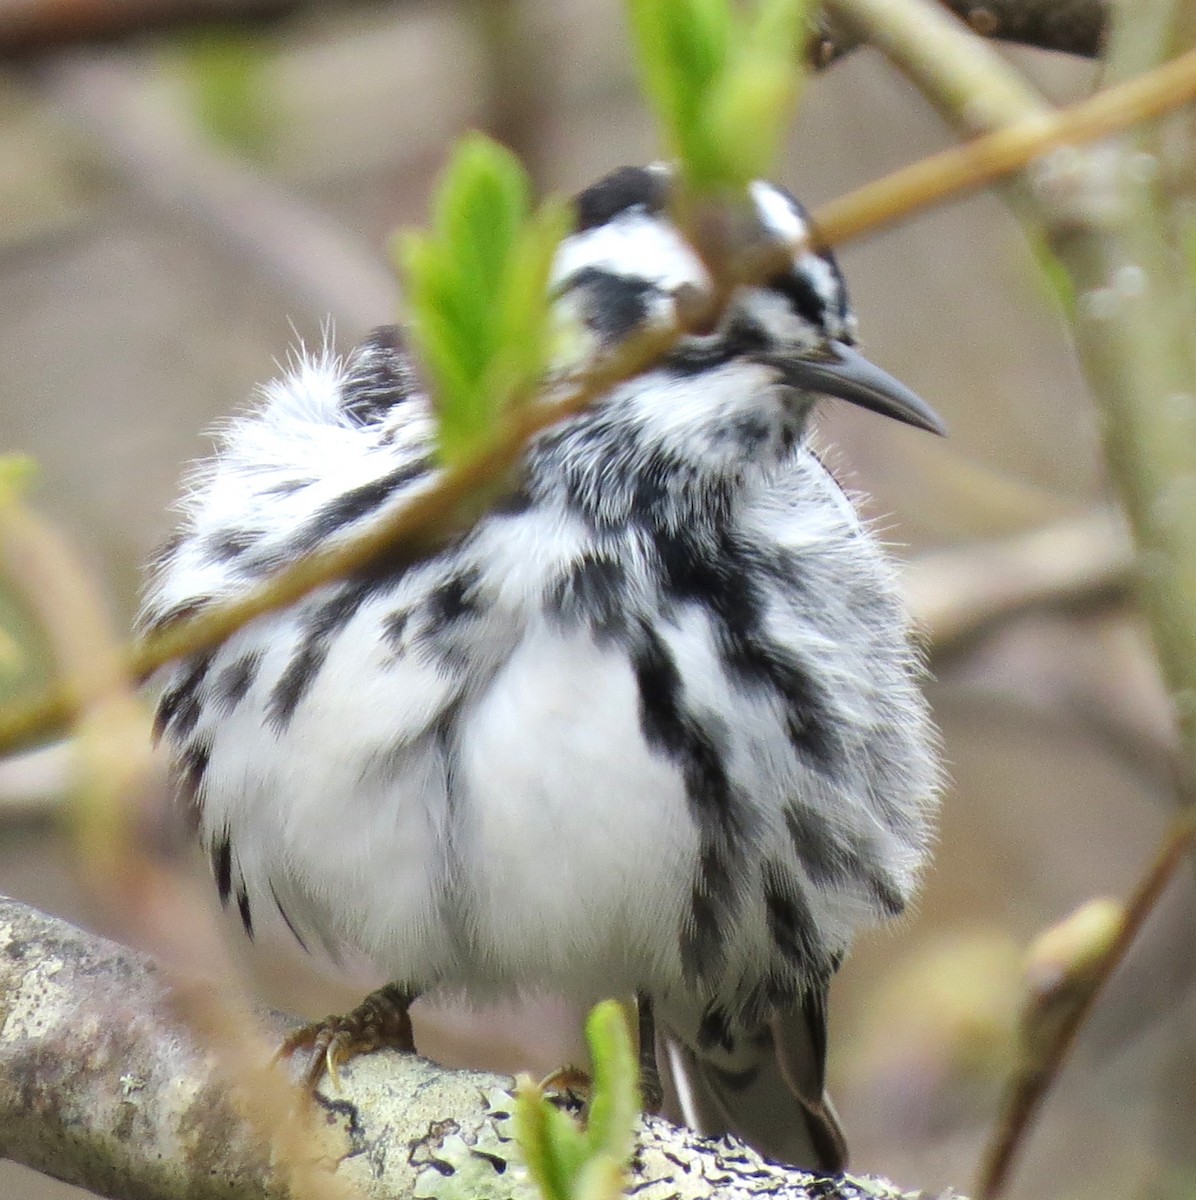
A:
0 2 1192 1197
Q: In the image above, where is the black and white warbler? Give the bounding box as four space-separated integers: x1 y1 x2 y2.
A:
142 164 943 1171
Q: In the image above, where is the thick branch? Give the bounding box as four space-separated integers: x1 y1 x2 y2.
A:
0 895 962 1200
0 0 392 56
0 0 1108 61
816 0 1107 63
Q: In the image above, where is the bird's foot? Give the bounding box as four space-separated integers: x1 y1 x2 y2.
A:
277 982 416 1093
538 991 664 1117
539 1063 594 1109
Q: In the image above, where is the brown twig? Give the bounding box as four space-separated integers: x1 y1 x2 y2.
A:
0 0 387 57
975 813 1196 1198
0 0 1108 63
812 42 1196 249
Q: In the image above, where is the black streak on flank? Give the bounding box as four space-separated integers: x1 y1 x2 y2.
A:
573 165 669 233
212 650 263 713
382 609 410 650
341 325 415 426
266 585 376 729
177 739 211 809
154 653 213 743
681 843 736 986
289 458 430 555
268 641 329 730
783 804 906 917
423 568 484 639
631 623 747 846
761 860 823 975
654 527 838 768
236 885 254 939
212 833 232 906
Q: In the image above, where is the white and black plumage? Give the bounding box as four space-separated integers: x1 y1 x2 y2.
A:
142 164 942 1171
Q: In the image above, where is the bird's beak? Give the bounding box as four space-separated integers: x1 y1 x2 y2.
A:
779 341 947 436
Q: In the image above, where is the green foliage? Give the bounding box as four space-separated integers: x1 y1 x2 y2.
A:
626 0 808 193
397 134 572 465
515 1001 640 1200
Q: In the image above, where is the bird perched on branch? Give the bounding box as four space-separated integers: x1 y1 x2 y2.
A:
142 163 942 1171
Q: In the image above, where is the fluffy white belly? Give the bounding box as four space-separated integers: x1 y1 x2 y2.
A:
449 623 701 1001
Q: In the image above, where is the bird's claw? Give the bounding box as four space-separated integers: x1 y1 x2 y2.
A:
276 982 416 1094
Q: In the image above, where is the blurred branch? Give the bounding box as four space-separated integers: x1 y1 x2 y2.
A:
468 0 552 188
5 45 1196 758
0 0 1108 63
0 894 961 1200
39 53 395 335
815 0 1108 65
811 46 1196 244
0 0 392 56
975 814 1196 1199
826 0 1196 779
903 509 1131 655
0 488 355 1200
0 742 67 819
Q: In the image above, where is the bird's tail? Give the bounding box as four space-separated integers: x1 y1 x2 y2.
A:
661 993 848 1171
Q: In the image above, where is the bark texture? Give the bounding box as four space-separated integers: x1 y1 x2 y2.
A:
0 895 963 1200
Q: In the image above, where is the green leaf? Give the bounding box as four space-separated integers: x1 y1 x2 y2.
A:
513 1001 639 1200
626 0 808 193
397 134 571 465
582 1000 639 1166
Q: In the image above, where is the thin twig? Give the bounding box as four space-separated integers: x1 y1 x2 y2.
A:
975 813 1196 1199
812 44 1196 247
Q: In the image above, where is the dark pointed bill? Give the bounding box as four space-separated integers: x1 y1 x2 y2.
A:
777 341 947 436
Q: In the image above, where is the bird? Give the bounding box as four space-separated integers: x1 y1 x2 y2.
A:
141 162 942 1172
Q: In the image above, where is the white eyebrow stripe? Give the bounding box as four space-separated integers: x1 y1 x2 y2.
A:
551 210 709 294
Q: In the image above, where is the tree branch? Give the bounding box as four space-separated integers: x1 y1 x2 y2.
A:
0 895 964 1200
815 0 1108 64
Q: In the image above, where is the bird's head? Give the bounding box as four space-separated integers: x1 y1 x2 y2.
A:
549 164 945 455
